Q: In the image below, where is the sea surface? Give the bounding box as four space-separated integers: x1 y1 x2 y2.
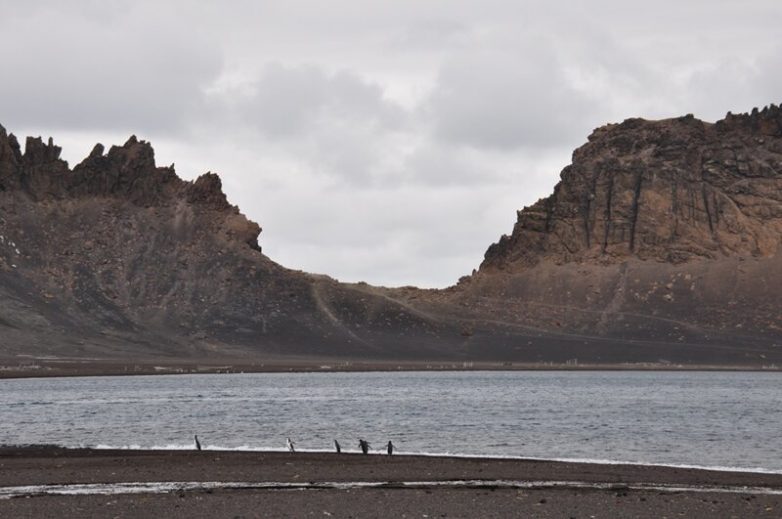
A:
1 371 780 472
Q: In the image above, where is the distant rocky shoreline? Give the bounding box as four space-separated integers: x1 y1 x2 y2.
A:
1 358 781 379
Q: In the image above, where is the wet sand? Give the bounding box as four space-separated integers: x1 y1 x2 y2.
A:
1 447 781 517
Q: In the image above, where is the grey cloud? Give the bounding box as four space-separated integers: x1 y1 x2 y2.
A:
239 64 406 139
681 51 782 122
0 3 222 133
684 59 766 121
388 18 471 52
402 144 486 186
426 47 600 151
756 51 782 108
209 63 412 187
400 143 536 187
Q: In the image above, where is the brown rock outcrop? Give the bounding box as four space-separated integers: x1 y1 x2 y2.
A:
481 105 782 270
0 127 456 365
0 125 23 191
416 104 782 365
1 105 782 371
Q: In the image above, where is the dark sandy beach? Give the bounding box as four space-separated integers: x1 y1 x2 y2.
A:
1 447 781 517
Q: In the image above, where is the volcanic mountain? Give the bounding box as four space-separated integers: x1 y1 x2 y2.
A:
1 104 781 373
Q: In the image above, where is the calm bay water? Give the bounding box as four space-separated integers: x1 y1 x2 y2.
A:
1 371 780 471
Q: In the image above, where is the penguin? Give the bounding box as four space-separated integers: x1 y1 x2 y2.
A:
358 438 370 455
194 435 202 451
334 439 341 453
387 440 394 456
286 437 296 453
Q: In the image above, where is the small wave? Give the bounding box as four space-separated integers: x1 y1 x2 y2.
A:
91 444 368 455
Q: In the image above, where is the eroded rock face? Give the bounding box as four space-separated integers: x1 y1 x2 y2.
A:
0 125 23 191
0 128 458 363
1 106 781 369
418 105 782 365
481 106 782 270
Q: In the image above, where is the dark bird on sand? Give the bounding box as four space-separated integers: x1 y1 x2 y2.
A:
387 441 394 456
358 438 370 455
286 437 296 453
334 439 341 453
194 435 202 451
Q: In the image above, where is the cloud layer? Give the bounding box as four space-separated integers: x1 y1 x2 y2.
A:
1 1 780 287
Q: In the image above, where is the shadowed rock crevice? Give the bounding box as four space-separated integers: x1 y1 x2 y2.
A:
628 170 643 252
602 171 614 254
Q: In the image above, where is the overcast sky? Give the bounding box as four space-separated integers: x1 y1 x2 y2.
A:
1 1 780 287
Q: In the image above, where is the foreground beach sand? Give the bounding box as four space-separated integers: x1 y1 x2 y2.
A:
1 447 781 517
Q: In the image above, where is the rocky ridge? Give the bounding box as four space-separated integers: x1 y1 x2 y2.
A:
428 104 782 364
1 105 782 371
0 127 461 363
481 106 782 270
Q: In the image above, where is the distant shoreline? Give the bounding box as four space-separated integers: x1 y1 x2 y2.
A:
2 358 781 379
1 447 781 517
7 444 781 476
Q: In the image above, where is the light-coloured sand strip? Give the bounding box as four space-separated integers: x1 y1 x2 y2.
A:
2 479 782 499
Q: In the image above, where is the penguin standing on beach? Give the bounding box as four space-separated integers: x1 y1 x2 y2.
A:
286 437 296 453
334 439 341 453
194 435 202 451
358 439 370 455
387 441 394 456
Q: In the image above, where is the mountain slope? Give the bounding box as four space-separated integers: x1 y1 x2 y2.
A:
415 105 782 363
0 129 463 364
1 104 781 372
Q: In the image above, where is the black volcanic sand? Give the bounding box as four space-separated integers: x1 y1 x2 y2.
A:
1 448 782 517
1 357 778 379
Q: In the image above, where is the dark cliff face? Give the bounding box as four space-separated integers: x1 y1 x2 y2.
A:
1 128 236 211
481 105 782 271
428 105 782 365
0 127 460 362
1 105 782 370
0 125 23 191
